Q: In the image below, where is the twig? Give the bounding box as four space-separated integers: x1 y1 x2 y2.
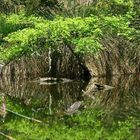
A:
6 109 42 123
0 131 15 140
49 93 52 115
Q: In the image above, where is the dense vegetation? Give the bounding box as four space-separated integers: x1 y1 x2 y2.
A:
0 95 137 140
0 1 140 139
0 0 139 63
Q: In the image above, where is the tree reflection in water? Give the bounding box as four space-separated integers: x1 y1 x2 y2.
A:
0 75 140 139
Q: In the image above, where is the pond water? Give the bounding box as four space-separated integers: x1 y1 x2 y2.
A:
0 75 140 140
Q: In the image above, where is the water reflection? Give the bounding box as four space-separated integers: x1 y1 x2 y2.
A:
0 75 140 117
0 78 87 115
0 75 140 139
83 75 140 120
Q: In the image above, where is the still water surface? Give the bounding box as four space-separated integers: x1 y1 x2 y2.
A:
0 75 140 140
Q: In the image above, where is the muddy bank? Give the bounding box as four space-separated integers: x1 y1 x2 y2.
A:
0 47 88 81
84 37 140 77
0 37 140 81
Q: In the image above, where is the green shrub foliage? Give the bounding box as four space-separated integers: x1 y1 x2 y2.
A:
0 12 137 63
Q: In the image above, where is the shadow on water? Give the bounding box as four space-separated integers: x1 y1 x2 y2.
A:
0 74 140 139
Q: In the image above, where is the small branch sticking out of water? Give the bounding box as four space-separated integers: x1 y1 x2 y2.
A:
6 109 42 123
0 131 15 140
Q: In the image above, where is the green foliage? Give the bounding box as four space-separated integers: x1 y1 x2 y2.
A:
0 0 138 19
1 74 140 140
0 13 36 42
59 0 134 17
0 96 136 140
0 13 137 63
73 37 102 54
0 0 61 19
